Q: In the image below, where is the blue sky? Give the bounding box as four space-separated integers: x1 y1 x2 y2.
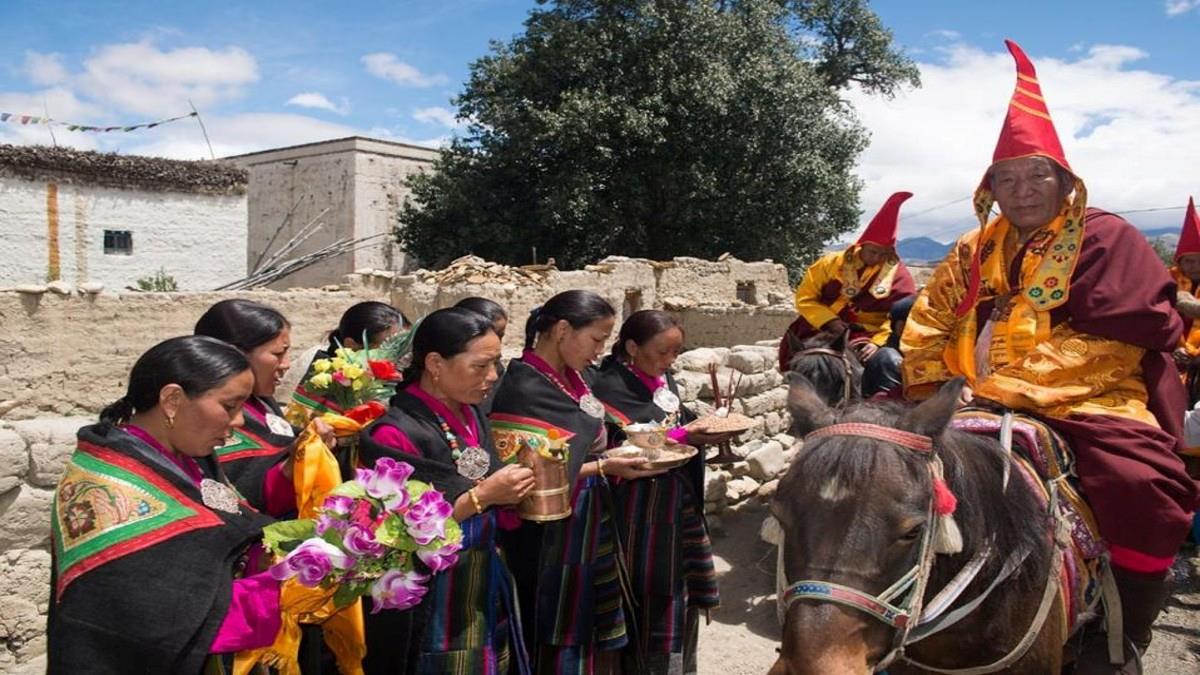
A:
2 1 1198 240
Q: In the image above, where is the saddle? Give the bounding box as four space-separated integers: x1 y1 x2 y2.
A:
951 408 1105 633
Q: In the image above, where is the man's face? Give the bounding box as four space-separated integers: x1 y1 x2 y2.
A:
858 243 891 267
990 156 1072 231
1180 254 1200 281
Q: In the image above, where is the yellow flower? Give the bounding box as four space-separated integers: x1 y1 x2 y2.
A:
330 357 348 371
309 372 333 389
341 364 365 381
312 359 332 373
334 347 354 360
352 378 365 392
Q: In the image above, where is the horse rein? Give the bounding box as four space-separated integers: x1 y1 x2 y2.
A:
794 346 855 408
779 421 1067 674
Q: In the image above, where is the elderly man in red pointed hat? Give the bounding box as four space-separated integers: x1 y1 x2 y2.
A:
1169 198 1200 377
778 191 916 397
902 41 1198 672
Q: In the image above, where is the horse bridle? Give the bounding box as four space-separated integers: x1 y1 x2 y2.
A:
793 346 855 408
778 420 1067 674
780 423 941 670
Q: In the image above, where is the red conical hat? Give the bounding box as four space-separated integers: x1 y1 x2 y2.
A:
857 191 913 249
1175 197 1200 262
955 40 1086 317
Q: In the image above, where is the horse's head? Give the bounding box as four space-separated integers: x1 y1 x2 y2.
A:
768 376 965 675
786 331 863 409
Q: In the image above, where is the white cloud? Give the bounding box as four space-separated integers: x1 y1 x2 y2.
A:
412 106 458 128
22 52 67 86
123 112 359 160
927 29 960 41
1166 1 1200 16
285 92 350 115
845 42 1200 242
76 42 259 116
362 53 446 87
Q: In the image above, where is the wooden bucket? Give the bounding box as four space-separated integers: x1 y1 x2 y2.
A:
517 444 572 522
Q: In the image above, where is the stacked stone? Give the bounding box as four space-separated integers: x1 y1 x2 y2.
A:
670 342 800 525
0 417 79 674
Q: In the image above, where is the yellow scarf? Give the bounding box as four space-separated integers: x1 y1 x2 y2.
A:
832 245 897 315
948 203 1086 383
234 415 368 675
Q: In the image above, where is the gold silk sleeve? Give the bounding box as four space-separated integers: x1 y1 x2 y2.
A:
901 241 969 399
869 314 893 347
794 253 841 329
974 325 1146 413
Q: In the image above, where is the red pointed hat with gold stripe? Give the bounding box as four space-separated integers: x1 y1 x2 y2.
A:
1175 197 1200 262
856 191 914 249
955 39 1087 317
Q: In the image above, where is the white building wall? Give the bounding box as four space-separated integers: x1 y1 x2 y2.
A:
0 176 246 291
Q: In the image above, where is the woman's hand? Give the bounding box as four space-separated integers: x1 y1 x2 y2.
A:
313 418 337 450
475 464 536 507
600 455 668 480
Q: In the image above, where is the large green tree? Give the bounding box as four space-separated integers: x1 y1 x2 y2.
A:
399 0 918 271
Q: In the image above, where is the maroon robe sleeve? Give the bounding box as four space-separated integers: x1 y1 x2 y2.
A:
1060 209 1186 445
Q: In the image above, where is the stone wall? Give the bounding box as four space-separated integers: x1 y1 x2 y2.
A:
0 175 248 291
0 286 390 421
385 255 791 355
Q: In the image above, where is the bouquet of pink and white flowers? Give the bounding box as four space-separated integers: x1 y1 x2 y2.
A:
263 457 462 612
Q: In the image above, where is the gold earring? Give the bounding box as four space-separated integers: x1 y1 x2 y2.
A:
165 412 175 429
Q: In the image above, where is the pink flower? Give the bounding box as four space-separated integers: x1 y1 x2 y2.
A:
417 543 461 573
322 494 355 516
270 538 352 587
404 489 454 546
358 458 415 511
315 513 348 536
343 524 386 557
349 499 375 530
332 371 350 386
370 568 430 612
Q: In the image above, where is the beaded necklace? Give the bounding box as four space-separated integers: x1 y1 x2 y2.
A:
433 411 490 480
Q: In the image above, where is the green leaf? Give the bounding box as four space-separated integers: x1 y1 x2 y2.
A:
333 583 361 609
261 519 316 554
330 481 368 499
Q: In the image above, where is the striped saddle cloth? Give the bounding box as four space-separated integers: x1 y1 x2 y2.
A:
951 409 1104 632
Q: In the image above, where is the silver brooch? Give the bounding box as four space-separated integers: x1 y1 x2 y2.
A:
200 478 240 514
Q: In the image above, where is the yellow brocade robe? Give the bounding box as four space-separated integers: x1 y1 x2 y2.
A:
794 248 908 347
902 221 1158 428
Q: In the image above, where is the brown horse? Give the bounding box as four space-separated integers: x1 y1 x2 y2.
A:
787 330 864 409
768 376 1067 674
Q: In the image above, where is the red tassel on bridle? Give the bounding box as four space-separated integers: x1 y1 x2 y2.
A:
932 477 958 516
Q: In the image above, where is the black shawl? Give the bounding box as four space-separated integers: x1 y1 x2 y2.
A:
48 423 273 675
487 357 606 484
214 396 293 511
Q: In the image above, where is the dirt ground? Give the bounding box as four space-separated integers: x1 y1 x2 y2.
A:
697 501 1200 674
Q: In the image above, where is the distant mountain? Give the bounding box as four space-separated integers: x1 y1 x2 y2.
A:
897 236 951 263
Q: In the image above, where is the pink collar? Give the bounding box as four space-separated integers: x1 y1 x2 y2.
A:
522 349 588 400
626 361 665 394
408 385 481 446
122 424 205 485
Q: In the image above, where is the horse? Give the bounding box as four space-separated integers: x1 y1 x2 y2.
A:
768 376 1070 674
786 330 864 409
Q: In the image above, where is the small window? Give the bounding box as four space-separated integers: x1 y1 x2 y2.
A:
736 281 757 304
103 230 133 255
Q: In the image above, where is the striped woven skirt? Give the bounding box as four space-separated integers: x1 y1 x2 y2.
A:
504 475 630 675
416 511 529 675
616 469 718 669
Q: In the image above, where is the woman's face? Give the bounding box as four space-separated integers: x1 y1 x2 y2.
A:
1180 254 1200 281
428 332 503 405
626 326 684 378
164 370 255 457
555 315 616 372
246 327 291 398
